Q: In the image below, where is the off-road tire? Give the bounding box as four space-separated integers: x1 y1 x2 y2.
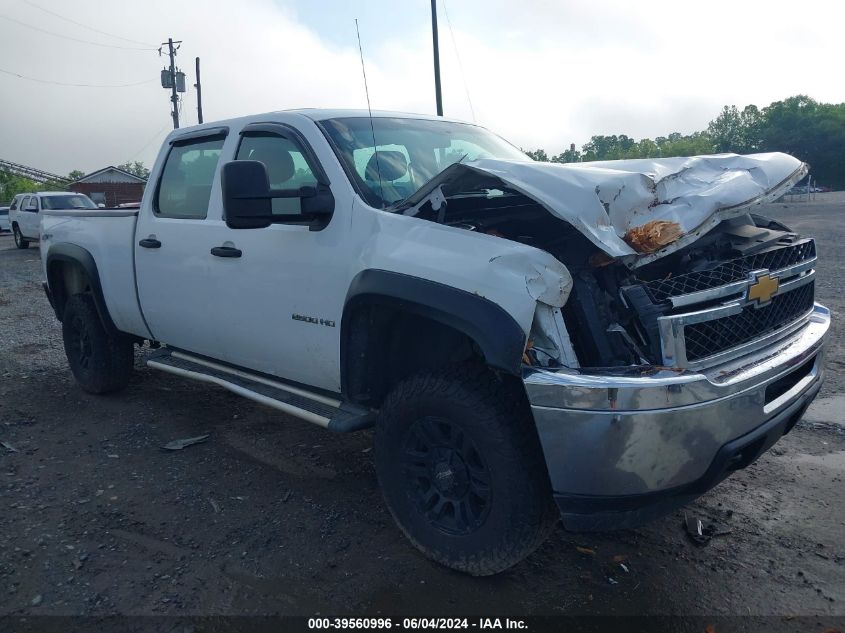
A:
13 225 29 249
375 364 557 575
62 294 133 394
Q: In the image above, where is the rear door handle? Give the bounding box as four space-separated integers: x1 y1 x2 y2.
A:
138 238 161 249
210 246 242 258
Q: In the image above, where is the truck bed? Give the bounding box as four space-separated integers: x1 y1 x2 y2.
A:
40 208 151 339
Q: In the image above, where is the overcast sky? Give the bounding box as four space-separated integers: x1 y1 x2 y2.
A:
1 0 842 175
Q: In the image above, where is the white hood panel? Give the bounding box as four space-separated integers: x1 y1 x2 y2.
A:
463 152 807 265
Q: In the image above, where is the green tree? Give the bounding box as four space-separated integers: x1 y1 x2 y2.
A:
707 104 762 153
118 161 151 180
523 149 549 162
0 173 37 205
581 134 637 161
67 170 86 182
756 96 845 188
552 147 582 163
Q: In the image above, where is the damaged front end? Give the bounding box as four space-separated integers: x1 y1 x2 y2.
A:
393 150 828 527
395 152 812 372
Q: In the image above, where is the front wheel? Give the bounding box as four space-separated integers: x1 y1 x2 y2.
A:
62 294 134 394
13 225 29 249
375 365 557 575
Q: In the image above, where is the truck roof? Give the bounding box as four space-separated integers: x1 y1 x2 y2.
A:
164 108 475 144
13 191 77 198
291 108 465 123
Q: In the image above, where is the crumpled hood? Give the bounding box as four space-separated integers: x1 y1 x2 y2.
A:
408 152 807 267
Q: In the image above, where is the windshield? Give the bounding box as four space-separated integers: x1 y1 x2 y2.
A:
40 195 98 210
319 117 528 208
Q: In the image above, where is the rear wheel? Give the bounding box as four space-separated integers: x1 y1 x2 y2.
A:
375 364 557 575
62 294 133 394
13 225 29 249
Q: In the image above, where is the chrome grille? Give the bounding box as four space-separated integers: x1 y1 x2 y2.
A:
683 282 815 362
644 240 816 303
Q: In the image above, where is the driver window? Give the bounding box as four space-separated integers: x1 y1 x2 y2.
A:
236 134 317 215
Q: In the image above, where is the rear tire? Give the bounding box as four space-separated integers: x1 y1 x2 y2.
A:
375 364 557 576
13 225 29 249
62 294 133 394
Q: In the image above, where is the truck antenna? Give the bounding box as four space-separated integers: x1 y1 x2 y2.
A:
355 19 384 207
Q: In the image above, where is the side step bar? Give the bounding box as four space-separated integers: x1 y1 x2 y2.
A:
146 349 374 433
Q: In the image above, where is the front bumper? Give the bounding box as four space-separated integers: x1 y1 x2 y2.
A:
524 303 830 531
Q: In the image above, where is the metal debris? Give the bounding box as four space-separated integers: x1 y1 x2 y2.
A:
161 434 210 451
1 441 18 453
684 513 732 546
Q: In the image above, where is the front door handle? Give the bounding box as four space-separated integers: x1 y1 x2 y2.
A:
210 246 242 258
139 238 161 249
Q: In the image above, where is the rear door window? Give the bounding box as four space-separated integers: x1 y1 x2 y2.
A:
156 136 225 218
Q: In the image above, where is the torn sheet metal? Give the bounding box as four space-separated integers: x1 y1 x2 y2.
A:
488 253 572 308
528 304 580 368
402 153 807 267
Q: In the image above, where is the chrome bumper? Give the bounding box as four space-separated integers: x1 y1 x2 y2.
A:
524 304 830 526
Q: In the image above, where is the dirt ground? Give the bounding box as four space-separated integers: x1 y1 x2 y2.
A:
0 195 843 628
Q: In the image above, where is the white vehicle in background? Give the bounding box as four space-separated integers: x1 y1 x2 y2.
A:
0 207 10 233
9 191 97 249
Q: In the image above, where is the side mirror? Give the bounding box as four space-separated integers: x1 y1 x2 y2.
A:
97 203 105 208
221 160 335 231
221 160 273 229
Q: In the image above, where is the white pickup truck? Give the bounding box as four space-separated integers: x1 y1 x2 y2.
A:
41 109 829 575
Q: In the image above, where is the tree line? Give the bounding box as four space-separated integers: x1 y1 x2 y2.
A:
524 95 844 189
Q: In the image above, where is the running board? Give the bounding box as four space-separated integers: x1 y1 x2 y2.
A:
146 349 374 433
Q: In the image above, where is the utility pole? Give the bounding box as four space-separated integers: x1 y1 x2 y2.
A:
430 0 443 116
163 38 181 129
194 57 204 124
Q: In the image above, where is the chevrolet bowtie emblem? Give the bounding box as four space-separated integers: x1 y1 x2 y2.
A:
747 272 779 305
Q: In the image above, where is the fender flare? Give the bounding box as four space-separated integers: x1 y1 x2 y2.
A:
45 243 118 334
341 269 526 392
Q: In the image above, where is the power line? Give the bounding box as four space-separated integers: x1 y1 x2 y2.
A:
0 15 155 50
0 67 156 88
20 0 156 47
124 123 171 163
441 0 476 122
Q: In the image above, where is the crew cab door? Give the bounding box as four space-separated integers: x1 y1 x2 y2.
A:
135 122 350 392
206 123 350 391
134 129 231 362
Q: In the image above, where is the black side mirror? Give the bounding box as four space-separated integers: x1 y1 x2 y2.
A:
221 160 273 229
221 160 335 231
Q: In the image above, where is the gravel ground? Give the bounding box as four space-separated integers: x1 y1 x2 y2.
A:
0 196 843 628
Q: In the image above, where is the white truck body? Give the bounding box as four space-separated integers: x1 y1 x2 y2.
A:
40 109 829 574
